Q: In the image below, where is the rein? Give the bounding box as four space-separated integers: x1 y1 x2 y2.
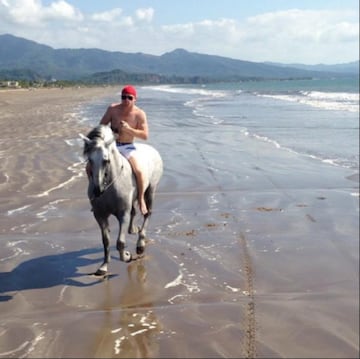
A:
101 162 124 193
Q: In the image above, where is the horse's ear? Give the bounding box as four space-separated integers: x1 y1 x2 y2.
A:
79 133 91 144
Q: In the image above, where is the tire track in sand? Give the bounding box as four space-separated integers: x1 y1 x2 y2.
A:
196 144 257 357
239 231 256 358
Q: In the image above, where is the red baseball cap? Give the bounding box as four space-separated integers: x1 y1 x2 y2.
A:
121 85 137 98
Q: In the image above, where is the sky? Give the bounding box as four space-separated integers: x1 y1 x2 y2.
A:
0 0 359 65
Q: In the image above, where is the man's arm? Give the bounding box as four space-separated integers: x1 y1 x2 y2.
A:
100 106 113 125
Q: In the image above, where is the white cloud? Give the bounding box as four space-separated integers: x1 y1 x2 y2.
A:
0 2 358 64
1 0 10 7
91 8 122 22
240 9 359 62
135 8 154 22
44 0 83 21
245 9 358 43
160 9 358 63
0 0 82 26
6 0 42 25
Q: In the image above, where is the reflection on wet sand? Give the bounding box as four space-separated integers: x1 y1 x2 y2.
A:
92 260 162 358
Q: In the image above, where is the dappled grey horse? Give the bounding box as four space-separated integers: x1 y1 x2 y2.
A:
80 125 163 276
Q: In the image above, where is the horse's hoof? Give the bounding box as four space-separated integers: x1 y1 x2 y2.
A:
121 250 132 263
93 269 107 276
136 245 145 255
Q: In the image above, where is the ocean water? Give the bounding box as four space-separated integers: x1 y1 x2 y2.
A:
80 77 359 172
3 78 357 236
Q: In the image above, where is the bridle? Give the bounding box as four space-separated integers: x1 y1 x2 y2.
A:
88 136 123 201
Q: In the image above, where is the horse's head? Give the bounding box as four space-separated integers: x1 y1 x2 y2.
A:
79 125 115 197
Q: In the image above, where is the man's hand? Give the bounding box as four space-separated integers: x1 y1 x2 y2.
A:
120 121 129 129
120 121 133 135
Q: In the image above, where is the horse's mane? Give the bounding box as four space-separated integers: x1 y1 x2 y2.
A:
83 125 114 156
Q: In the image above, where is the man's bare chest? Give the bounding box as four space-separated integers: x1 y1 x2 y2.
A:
111 110 138 129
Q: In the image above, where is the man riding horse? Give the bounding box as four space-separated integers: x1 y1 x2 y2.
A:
86 85 149 215
81 124 163 273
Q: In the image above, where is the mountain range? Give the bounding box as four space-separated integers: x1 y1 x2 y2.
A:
0 34 358 83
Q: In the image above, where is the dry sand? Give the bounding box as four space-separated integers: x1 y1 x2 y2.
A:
0 87 358 358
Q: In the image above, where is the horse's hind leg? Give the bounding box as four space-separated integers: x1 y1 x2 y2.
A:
136 213 150 256
128 206 138 234
116 211 132 263
136 186 154 256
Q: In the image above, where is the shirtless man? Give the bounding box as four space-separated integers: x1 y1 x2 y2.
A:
93 85 149 215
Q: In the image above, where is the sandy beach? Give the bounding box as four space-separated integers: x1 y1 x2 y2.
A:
0 87 358 358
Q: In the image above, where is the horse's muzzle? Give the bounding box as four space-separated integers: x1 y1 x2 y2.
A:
93 185 103 198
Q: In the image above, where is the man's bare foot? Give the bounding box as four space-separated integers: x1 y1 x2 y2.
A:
139 199 148 216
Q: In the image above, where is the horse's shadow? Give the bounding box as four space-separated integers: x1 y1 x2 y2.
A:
0 247 118 302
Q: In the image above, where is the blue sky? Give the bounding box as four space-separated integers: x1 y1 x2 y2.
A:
1 0 359 64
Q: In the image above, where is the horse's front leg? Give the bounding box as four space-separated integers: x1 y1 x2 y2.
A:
94 215 111 276
116 210 132 263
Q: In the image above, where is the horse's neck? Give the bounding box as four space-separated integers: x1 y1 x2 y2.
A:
110 146 131 176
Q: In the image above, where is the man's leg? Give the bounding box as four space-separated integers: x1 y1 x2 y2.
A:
128 157 148 215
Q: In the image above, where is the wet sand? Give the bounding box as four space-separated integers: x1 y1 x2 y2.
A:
0 87 359 358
